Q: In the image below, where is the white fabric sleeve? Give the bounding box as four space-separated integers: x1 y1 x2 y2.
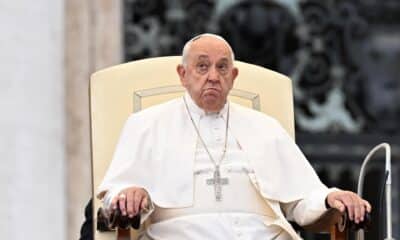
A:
140 200 155 224
101 186 155 224
281 187 339 226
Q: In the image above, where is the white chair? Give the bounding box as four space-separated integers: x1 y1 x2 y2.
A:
90 56 349 240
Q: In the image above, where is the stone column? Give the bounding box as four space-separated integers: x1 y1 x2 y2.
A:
65 0 122 239
0 0 66 239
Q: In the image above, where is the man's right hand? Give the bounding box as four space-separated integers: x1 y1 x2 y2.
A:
110 187 149 218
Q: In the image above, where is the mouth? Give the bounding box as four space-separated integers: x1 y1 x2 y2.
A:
203 88 221 94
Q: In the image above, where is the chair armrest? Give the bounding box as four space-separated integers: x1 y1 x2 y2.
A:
301 208 372 233
97 207 141 231
302 208 345 233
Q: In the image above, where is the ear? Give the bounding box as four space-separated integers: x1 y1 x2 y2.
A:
177 64 187 86
231 67 239 85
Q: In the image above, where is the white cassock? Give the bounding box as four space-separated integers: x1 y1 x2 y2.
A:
98 93 336 240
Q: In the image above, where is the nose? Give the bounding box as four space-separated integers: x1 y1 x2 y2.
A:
207 66 220 83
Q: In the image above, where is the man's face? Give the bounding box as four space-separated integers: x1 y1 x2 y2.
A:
177 37 238 112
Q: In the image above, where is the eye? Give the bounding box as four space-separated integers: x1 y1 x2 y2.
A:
217 63 228 74
196 62 210 74
199 63 208 69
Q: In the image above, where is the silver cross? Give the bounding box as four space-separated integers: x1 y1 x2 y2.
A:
206 167 229 201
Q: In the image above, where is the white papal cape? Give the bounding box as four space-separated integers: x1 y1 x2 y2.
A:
98 96 331 239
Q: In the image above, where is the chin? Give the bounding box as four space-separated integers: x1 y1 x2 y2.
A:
202 99 223 112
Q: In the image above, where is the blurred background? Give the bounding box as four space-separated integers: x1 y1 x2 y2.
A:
1 0 398 239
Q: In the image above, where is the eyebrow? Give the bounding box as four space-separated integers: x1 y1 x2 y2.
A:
197 55 210 60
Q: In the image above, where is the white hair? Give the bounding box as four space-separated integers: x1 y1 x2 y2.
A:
181 33 235 66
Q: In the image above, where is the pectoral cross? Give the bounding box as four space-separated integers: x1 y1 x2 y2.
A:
206 166 229 201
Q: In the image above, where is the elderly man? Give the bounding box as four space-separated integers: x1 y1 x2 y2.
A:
97 33 370 240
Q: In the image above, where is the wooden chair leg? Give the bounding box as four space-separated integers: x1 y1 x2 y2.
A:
330 224 348 240
117 228 131 240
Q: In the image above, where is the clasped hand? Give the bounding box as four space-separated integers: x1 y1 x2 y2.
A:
111 187 150 218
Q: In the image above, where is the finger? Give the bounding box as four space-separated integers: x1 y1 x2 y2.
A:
126 190 135 217
359 200 366 222
348 194 361 223
341 195 354 221
364 200 372 212
111 195 119 210
118 193 127 216
352 196 362 223
133 191 143 215
356 196 367 223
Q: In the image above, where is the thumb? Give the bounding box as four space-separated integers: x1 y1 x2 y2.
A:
141 197 149 211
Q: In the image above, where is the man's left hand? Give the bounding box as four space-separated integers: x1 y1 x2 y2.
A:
326 190 371 224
